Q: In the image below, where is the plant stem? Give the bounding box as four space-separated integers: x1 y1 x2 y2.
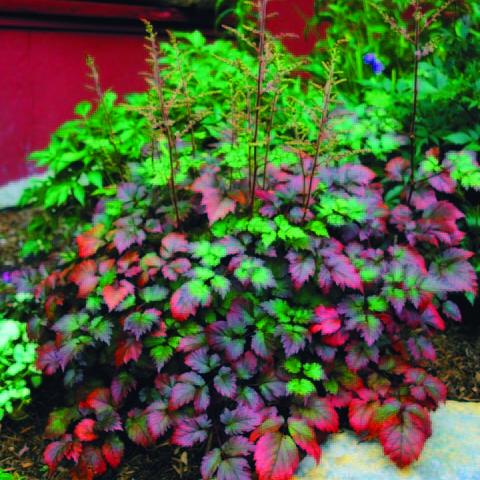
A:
249 0 268 214
407 3 420 206
261 86 280 189
302 56 335 221
145 23 181 227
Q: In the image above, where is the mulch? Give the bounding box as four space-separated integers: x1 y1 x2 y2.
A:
1 207 479 479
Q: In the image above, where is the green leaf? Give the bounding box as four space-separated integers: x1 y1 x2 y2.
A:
72 183 86 206
286 379 316 397
75 100 92 117
87 171 103 188
303 362 325 380
323 378 339 395
306 220 329 237
284 357 302 374
444 132 471 145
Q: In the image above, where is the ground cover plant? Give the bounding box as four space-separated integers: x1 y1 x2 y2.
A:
0 289 41 422
3 0 480 479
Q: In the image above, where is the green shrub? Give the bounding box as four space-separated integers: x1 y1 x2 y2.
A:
0 310 41 422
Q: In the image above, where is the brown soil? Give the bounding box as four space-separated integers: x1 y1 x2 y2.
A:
0 207 479 479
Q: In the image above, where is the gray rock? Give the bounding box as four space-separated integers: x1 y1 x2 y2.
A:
295 401 480 480
0 175 47 209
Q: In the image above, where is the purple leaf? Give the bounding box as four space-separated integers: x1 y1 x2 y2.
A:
345 343 379 372
234 351 258 380
162 258 192 281
222 436 254 457
442 300 462 322
171 415 211 447
237 387 264 410
286 251 316 290
185 347 220 374
220 406 263 435
206 321 245 361
192 171 237 224
217 458 252 480
110 372 137 406
169 382 196 410
201 449 222 480
259 371 287 401
251 331 272 360
146 401 172 440
426 248 477 294
214 366 237 398
194 385 211 413
124 308 161 340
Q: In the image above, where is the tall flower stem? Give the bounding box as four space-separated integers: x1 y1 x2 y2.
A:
249 0 268 214
302 54 336 221
407 2 421 205
145 22 181 227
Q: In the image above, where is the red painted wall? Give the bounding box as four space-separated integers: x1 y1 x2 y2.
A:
0 29 147 183
0 1 318 186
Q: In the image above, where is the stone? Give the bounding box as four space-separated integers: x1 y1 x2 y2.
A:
295 401 480 480
0 175 46 209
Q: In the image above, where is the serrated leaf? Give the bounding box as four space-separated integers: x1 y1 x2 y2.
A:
254 432 299 480
288 417 321 463
220 406 262 435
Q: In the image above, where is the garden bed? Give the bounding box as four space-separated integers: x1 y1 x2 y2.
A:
1 206 479 478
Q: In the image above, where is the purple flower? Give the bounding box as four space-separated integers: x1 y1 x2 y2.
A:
371 60 385 75
363 53 376 65
1 271 12 283
363 53 385 75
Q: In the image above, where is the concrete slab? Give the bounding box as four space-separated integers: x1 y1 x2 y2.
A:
295 401 480 480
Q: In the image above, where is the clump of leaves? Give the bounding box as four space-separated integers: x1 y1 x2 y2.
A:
14 2 480 480
0 305 41 422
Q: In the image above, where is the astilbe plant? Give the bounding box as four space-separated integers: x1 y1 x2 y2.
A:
21 2 480 479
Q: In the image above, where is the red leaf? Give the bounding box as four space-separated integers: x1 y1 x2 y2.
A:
64 439 83 463
378 405 431 468
288 417 322 463
114 338 142 366
192 171 237 224
69 260 98 298
348 394 380 434
77 224 105 258
74 419 98 442
160 233 189 259
385 156 410 181
75 446 107 479
103 284 129 312
81 388 111 412
254 432 299 480
291 396 339 433
44 441 67 471
421 304 445 331
170 284 199 321
101 435 124 469
311 306 341 335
